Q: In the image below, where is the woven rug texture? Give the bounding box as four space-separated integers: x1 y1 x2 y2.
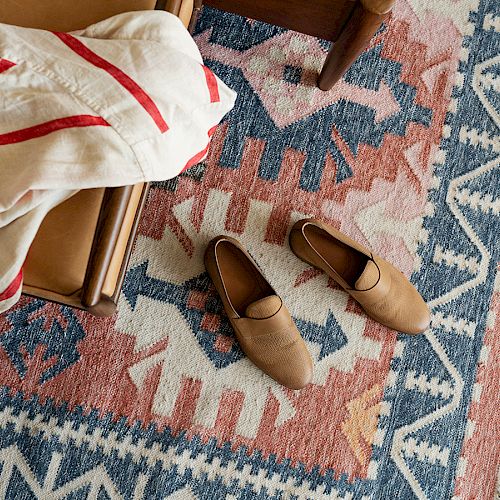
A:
0 0 499 498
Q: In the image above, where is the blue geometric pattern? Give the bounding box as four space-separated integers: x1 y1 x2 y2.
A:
0 300 85 384
374 1 500 498
1 1 499 498
0 391 415 499
196 10 433 191
123 262 244 369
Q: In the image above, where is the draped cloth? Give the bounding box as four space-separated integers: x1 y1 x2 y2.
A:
0 11 236 312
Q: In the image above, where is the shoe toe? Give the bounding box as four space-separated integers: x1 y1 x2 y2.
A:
271 343 313 390
405 292 430 334
239 324 313 390
388 268 430 335
357 260 430 335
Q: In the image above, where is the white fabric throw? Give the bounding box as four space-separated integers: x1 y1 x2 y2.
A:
0 11 236 312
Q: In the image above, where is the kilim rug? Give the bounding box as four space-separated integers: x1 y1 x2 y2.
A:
0 0 499 498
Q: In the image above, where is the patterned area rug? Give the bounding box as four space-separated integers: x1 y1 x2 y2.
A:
1 0 499 498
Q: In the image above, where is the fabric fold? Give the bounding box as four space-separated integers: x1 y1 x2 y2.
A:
0 10 236 312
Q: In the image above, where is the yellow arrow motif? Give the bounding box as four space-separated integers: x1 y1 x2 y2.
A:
341 384 382 466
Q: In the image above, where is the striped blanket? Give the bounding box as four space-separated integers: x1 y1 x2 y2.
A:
0 10 236 312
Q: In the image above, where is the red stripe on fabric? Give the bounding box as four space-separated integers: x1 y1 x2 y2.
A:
181 125 218 173
202 65 220 103
181 142 211 173
0 115 109 146
53 32 169 133
0 269 23 302
0 58 16 74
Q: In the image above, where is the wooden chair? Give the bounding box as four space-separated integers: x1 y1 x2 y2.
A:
0 0 194 316
197 0 395 90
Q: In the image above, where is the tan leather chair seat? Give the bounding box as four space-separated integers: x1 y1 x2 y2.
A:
24 189 106 297
23 184 145 298
0 0 158 32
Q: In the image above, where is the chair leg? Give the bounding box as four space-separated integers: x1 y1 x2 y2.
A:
81 186 133 310
318 3 388 91
188 0 204 33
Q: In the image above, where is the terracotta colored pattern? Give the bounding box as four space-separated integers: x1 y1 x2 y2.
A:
52 31 170 133
0 1 499 497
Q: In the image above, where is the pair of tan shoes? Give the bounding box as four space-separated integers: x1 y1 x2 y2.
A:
204 218 430 390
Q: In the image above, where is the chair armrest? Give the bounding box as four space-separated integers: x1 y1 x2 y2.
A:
361 0 395 15
164 0 183 16
81 186 133 310
188 0 203 33
81 0 195 314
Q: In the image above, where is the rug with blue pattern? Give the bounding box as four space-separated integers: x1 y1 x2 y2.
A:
0 0 499 498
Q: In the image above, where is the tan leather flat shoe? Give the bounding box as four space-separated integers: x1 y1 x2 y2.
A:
289 219 430 335
204 236 313 389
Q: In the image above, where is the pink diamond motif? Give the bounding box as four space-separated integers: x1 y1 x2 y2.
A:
201 313 221 332
214 334 233 353
187 290 209 310
196 29 400 127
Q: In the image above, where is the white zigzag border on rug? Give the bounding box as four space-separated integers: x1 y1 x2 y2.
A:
0 447 125 500
388 4 490 497
390 330 465 499
0 406 354 500
431 311 476 338
473 54 500 128
452 269 500 499
454 187 500 215
459 124 500 152
433 155 496 308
